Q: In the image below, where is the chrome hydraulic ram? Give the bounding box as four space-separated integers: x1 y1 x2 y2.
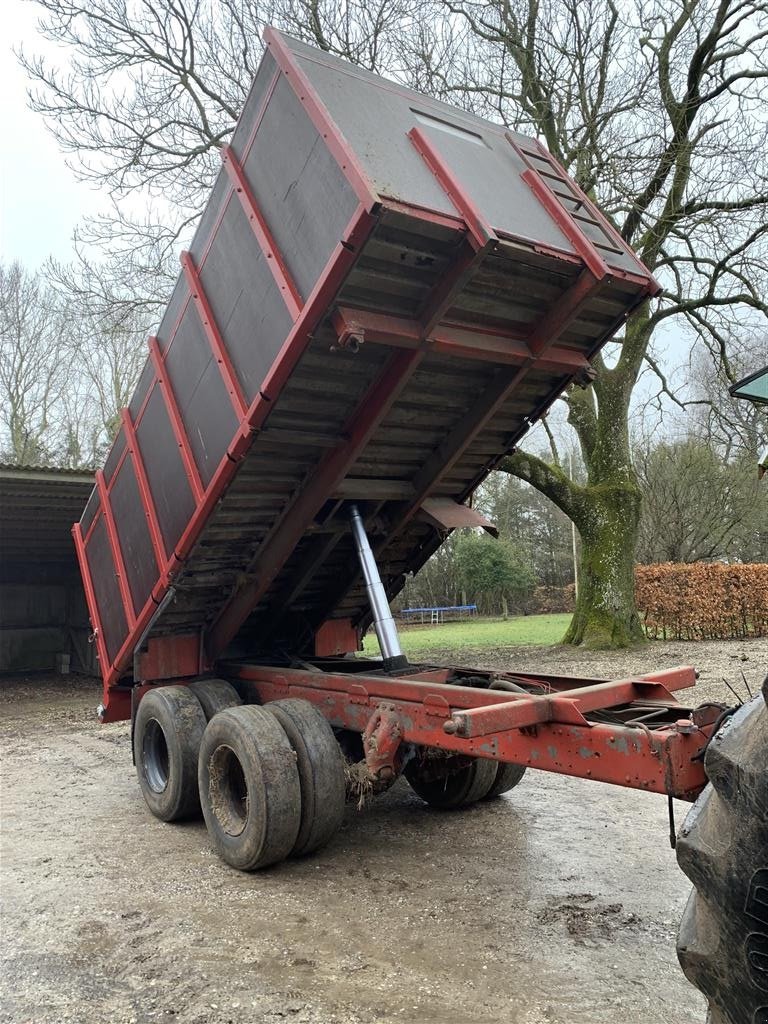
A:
349 504 408 672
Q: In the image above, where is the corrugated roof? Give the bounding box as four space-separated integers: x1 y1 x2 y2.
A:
0 462 95 481
0 463 95 563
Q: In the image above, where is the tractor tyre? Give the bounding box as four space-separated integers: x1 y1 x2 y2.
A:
133 685 207 821
676 686 768 1024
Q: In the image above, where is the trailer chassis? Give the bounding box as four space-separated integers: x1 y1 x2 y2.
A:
215 659 718 802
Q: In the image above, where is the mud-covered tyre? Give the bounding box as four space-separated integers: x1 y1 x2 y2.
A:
265 699 346 857
483 762 527 800
676 689 768 1024
198 705 301 871
134 685 207 822
405 752 498 809
188 678 241 721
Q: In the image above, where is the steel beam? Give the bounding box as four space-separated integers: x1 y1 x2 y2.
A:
446 679 679 737
181 250 248 419
95 468 136 629
148 336 205 503
221 145 303 320
408 126 495 250
332 307 594 375
228 663 711 801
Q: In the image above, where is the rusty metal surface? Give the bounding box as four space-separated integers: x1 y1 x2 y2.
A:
228 661 714 801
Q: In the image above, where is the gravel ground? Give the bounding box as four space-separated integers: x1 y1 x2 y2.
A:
1 638 766 1024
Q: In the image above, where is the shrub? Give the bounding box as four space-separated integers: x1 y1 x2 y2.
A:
635 562 768 640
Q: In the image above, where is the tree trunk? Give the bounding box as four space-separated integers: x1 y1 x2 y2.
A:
563 483 644 647
501 595 509 620
500 318 652 649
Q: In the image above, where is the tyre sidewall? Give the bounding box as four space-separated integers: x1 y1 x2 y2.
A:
134 685 207 821
406 753 498 808
484 762 527 800
198 706 301 870
265 699 346 856
188 678 242 721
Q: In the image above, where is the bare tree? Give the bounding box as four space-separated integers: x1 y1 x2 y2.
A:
47 258 151 444
635 436 767 564
689 331 768 459
18 0 427 297
436 0 768 645
20 0 768 645
0 262 71 465
0 259 147 468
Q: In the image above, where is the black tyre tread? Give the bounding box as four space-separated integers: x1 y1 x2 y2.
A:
405 754 498 809
188 678 242 721
484 762 527 800
676 693 768 1024
134 685 207 822
198 705 301 871
265 699 346 857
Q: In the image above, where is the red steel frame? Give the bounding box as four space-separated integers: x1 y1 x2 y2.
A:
408 126 495 250
226 661 714 801
74 27 663 737
221 145 303 320
74 39 381 704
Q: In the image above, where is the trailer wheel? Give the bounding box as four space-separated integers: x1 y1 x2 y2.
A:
676 688 768 1024
265 699 346 857
188 678 241 721
484 762 527 800
405 752 498 809
134 685 207 821
198 705 301 871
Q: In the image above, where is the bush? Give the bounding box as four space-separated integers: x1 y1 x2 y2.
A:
635 563 768 640
529 584 575 614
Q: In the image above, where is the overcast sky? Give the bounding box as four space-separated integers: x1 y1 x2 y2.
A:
0 0 693 398
0 0 101 268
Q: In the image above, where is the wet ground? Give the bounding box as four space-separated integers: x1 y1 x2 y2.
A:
2 639 765 1024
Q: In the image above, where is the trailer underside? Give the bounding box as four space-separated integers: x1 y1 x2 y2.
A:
119 656 720 802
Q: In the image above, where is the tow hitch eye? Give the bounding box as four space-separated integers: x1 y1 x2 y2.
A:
363 703 404 781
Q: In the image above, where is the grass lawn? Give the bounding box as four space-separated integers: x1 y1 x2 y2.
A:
363 613 570 657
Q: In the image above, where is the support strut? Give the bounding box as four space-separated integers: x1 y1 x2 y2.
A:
348 505 408 673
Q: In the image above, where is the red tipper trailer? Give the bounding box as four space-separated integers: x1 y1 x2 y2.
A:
74 29 726 870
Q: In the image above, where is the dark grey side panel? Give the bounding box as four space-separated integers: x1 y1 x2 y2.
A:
87 516 128 663
242 74 357 300
110 456 158 613
102 429 126 485
198 198 293 403
136 385 196 554
155 276 189 356
292 39 640 276
163 304 239 487
128 357 154 421
230 52 278 159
